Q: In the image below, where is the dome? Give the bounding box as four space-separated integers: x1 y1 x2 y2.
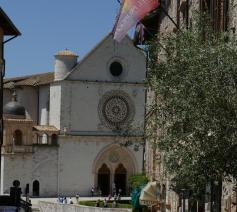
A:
3 101 26 118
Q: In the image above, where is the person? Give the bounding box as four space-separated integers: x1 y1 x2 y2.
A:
112 200 117 208
63 196 67 204
91 186 95 197
114 193 117 201
108 193 112 200
75 193 80 204
69 197 73 204
95 199 100 207
112 183 116 195
117 193 121 201
118 188 122 195
103 198 108 208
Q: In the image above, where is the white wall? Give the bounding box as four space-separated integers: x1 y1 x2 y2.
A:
39 201 132 212
58 136 143 196
17 87 38 121
39 86 50 125
58 81 146 134
2 146 58 197
67 34 146 84
50 83 62 129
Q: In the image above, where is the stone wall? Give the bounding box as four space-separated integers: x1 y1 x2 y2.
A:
39 201 132 212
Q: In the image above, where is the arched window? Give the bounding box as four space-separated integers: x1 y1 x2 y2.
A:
51 134 57 146
42 133 48 144
33 180 40 196
13 130 23 146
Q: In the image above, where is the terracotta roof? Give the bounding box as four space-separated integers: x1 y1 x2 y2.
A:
4 72 54 88
55 49 78 57
33 125 59 132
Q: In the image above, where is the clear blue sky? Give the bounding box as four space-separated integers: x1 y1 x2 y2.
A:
1 0 121 77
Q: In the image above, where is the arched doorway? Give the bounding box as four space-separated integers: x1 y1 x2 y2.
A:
33 180 40 196
13 130 22 145
114 163 127 195
98 164 110 196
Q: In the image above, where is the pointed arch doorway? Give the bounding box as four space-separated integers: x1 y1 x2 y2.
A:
98 164 110 196
93 144 138 196
114 163 127 195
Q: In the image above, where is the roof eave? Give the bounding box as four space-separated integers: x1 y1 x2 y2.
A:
0 7 21 36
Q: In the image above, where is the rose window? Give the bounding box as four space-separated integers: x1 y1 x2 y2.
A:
98 91 135 130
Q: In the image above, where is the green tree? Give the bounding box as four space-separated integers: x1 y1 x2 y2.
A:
146 17 237 197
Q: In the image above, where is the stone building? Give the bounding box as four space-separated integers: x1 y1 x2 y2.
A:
134 0 237 212
1 33 147 197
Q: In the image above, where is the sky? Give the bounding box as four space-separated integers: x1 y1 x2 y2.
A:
1 0 121 77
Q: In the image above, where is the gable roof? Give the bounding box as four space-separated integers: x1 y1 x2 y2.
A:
4 72 54 89
64 32 140 80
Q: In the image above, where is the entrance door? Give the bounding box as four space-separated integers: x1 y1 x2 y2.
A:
114 164 127 195
98 164 110 196
33 180 40 196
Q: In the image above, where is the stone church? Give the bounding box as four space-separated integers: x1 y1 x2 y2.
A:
1 33 146 197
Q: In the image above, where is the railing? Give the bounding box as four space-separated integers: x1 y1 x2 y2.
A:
3 145 33 153
20 199 32 212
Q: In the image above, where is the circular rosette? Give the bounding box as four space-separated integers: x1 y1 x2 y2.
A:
98 90 135 130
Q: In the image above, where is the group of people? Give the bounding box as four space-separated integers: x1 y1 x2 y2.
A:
58 194 80 204
95 192 122 208
91 186 102 197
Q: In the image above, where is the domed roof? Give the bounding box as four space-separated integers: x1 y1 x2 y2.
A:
3 94 26 118
55 49 78 57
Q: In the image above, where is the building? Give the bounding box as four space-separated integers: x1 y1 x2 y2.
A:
134 0 237 212
1 33 147 197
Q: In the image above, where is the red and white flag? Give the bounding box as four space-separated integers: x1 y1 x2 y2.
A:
113 0 159 42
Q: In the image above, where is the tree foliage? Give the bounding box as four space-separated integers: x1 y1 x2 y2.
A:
146 17 237 195
128 173 148 189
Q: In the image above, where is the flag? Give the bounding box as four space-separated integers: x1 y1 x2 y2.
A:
113 0 159 42
134 23 145 45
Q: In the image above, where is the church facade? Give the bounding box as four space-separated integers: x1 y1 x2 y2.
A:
1 34 146 197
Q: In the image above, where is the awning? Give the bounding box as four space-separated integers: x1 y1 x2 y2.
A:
140 181 160 206
33 125 59 133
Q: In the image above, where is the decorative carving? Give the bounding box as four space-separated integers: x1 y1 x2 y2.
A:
98 90 135 130
109 151 120 163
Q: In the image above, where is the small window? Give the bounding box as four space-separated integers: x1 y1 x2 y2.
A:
110 62 123 77
13 130 23 146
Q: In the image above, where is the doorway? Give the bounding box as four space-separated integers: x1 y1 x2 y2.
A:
114 164 127 195
98 164 110 196
33 180 40 196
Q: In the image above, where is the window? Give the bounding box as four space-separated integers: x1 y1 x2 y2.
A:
110 62 123 77
200 0 229 32
42 133 48 144
13 130 22 146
